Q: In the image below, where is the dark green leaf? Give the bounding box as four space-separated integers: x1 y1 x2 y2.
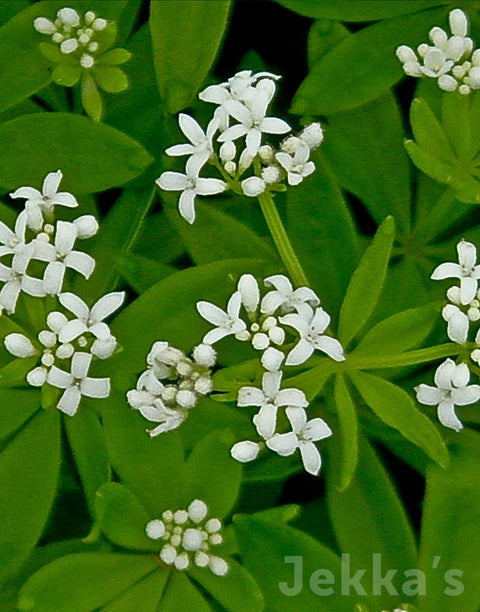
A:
150 0 231 113
0 114 153 194
338 216 395 347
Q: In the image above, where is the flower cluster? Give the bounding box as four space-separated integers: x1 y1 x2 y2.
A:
2 170 124 416
415 239 480 431
127 342 216 436
145 499 228 575
198 273 343 475
34 7 131 119
396 8 480 94
157 70 323 224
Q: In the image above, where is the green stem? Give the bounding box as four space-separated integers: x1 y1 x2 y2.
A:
257 190 309 287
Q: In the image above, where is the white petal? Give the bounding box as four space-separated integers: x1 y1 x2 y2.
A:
0 221 15 246
279 312 309 336
64 252 95 278
434 358 456 389
179 113 205 146
261 117 291 135
47 311 68 333
10 186 41 201
89 321 111 340
81 376 110 398
43 170 62 198
231 440 261 463
266 432 298 456
261 347 285 372
53 192 78 208
218 124 248 143
59 292 89 320
197 301 228 326
157 172 187 191
460 277 477 305
314 336 345 362
59 319 88 343
431 262 462 280
452 362 470 388
246 129 262 156
276 388 308 408
224 99 252 124
262 371 282 400
54 221 77 255
21 275 46 298
253 403 278 439
437 400 463 432
416 384 445 405
203 327 232 344
179 189 196 224
4 333 37 358
166 143 194 157
57 386 82 416
0 281 21 313
299 442 322 475
261 291 287 314
237 386 266 407
195 178 226 196
285 406 307 433
47 366 73 389
285 339 314 366
12 244 34 274
237 274 259 313
447 311 469 344
450 8 468 37
71 352 92 379
303 417 333 442
186 151 210 177
311 307 330 334
90 292 125 323
452 385 480 406
199 84 230 104
227 291 242 319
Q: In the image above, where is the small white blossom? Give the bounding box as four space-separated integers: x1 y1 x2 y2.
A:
0 246 45 313
166 114 217 162
415 358 480 432
197 291 248 344
432 240 480 305
280 306 345 365
261 274 319 316
267 408 332 475
276 141 315 186
157 154 226 224
442 304 469 343
10 170 78 232
47 351 110 416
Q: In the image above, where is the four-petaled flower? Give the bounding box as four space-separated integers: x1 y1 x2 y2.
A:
275 141 315 186
197 291 248 344
415 358 480 432
166 114 218 163
431 240 480 305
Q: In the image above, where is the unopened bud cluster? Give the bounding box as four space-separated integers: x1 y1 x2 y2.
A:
145 499 228 576
396 9 480 94
127 341 216 436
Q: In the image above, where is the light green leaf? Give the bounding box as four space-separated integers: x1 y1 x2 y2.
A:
350 371 449 467
307 20 349 68
182 430 241 518
189 558 264 612
0 388 40 441
81 71 103 122
115 253 174 294
0 114 153 194
95 482 156 552
150 0 231 113
333 374 358 490
94 65 129 93
323 93 411 233
291 7 448 115
286 151 359 315
326 437 417 607
410 98 456 164
0 409 60 584
353 303 439 356
338 216 395 347
418 434 480 612
102 391 185 516
17 553 156 612
101 570 168 612
159 571 210 612
51 63 81 87
276 0 445 21
64 406 110 516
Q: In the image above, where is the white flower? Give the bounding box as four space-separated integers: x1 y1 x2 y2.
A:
58 291 124 357
33 221 95 294
280 306 345 365
0 211 27 258
230 440 261 463
147 341 185 379
275 141 315 186
266 408 332 475
218 81 291 156
0 246 45 313
442 304 469 343
450 8 469 38
432 240 480 305
261 274 319 316
47 351 110 416
166 114 218 162
421 48 454 77
10 170 78 232
157 154 226 224
197 291 248 344
299 122 324 150
238 371 308 439
415 358 480 432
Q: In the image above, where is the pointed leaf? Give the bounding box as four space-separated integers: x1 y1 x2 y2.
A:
101 570 168 612
333 374 358 490
159 572 210 612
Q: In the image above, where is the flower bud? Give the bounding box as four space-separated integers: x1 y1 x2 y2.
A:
5 333 37 358
193 343 216 367
231 440 261 463
74 215 99 239
242 176 265 197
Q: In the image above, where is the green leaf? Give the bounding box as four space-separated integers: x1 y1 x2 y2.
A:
234 515 360 611
101 570 168 612
159 571 210 612
307 20 349 68
350 371 449 467
326 437 417 607
115 253 174 294
286 151 359 315
353 303 439 356
291 7 448 115
323 93 411 233
189 558 264 612
333 374 358 490
0 388 40 441
276 0 445 21
0 114 153 194
51 63 81 87
95 482 156 552
150 0 231 113
101 48 132 65
164 200 277 265
94 66 129 93
64 406 110 516
0 409 60 584
338 216 395 347
17 553 156 612
81 71 103 122
418 434 480 612
182 430 241 518
102 391 185 516
410 98 457 164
